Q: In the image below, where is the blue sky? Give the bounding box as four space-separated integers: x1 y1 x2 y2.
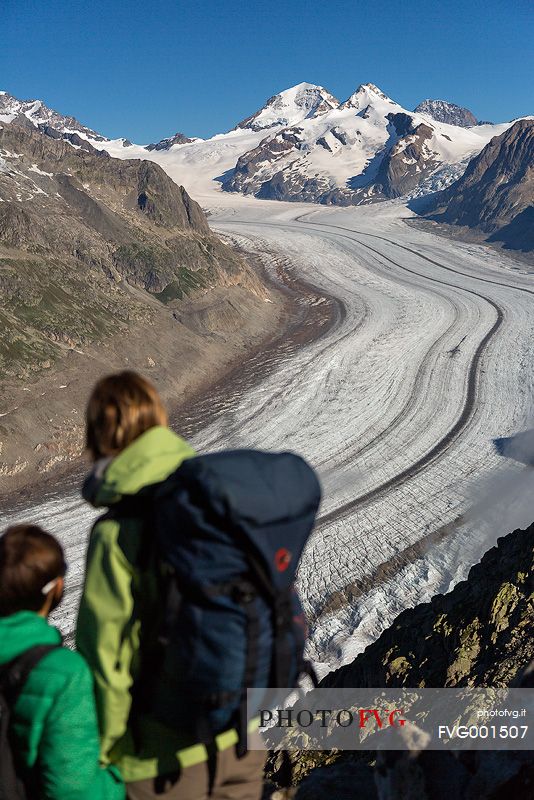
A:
2 0 532 142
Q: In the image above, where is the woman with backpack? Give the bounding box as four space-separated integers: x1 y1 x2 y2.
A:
76 371 267 800
0 523 124 800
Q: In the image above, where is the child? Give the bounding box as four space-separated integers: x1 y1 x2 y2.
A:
0 524 124 800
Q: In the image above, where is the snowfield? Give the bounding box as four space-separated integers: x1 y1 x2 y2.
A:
2 170 534 675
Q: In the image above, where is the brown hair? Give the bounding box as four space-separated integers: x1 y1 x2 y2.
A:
0 525 67 616
85 371 168 461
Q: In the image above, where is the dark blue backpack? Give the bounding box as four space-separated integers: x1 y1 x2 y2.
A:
131 449 321 752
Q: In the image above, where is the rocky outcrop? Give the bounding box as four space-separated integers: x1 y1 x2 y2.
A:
224 127 307 196
146 132 196 151
373 116 438 199
35 123 100 152
268 522 534 795
425 119 534 252
135 160 209 231
373 656 534 800
323 523 534 690
414 100 478 128
222 124 366 204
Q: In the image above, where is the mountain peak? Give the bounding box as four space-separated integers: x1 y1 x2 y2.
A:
339 83 394 110
235 82 339 132
414 99 478 127
287 81 323 92
0 90 107 142
359 82 389 97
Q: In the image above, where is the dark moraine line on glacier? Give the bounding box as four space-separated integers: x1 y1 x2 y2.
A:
285 218 534 623
314 235 504 526
291 217 534 526
222 221 466 477
314 267 465 473
312 511 466 622
228 219 511 527
294 213 534 293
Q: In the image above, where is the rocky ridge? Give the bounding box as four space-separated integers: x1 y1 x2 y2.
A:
414 99 479 128
0 90 107 142
0 118 273 485
425 118 534 252
146 132 198 151
322 523 534 691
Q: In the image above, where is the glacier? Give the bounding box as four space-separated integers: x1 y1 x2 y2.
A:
2 186 534 674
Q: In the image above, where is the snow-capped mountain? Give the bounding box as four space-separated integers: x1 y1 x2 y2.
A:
235 82 339 131
220 83 514 204
0 84 523 206
0 91 138 152
0 90 107 144
413 99 479 128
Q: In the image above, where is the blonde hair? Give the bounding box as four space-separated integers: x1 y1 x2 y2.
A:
85 371 168 461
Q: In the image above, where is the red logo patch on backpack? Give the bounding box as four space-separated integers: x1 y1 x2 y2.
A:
275 547 292 572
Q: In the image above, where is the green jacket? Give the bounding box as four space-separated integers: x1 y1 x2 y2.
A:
0 611 124 800
77 426 248 783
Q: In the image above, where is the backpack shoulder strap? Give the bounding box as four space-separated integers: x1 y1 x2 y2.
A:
0 645 61 707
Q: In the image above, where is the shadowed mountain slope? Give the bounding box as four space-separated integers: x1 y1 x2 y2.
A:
425 119 534 252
